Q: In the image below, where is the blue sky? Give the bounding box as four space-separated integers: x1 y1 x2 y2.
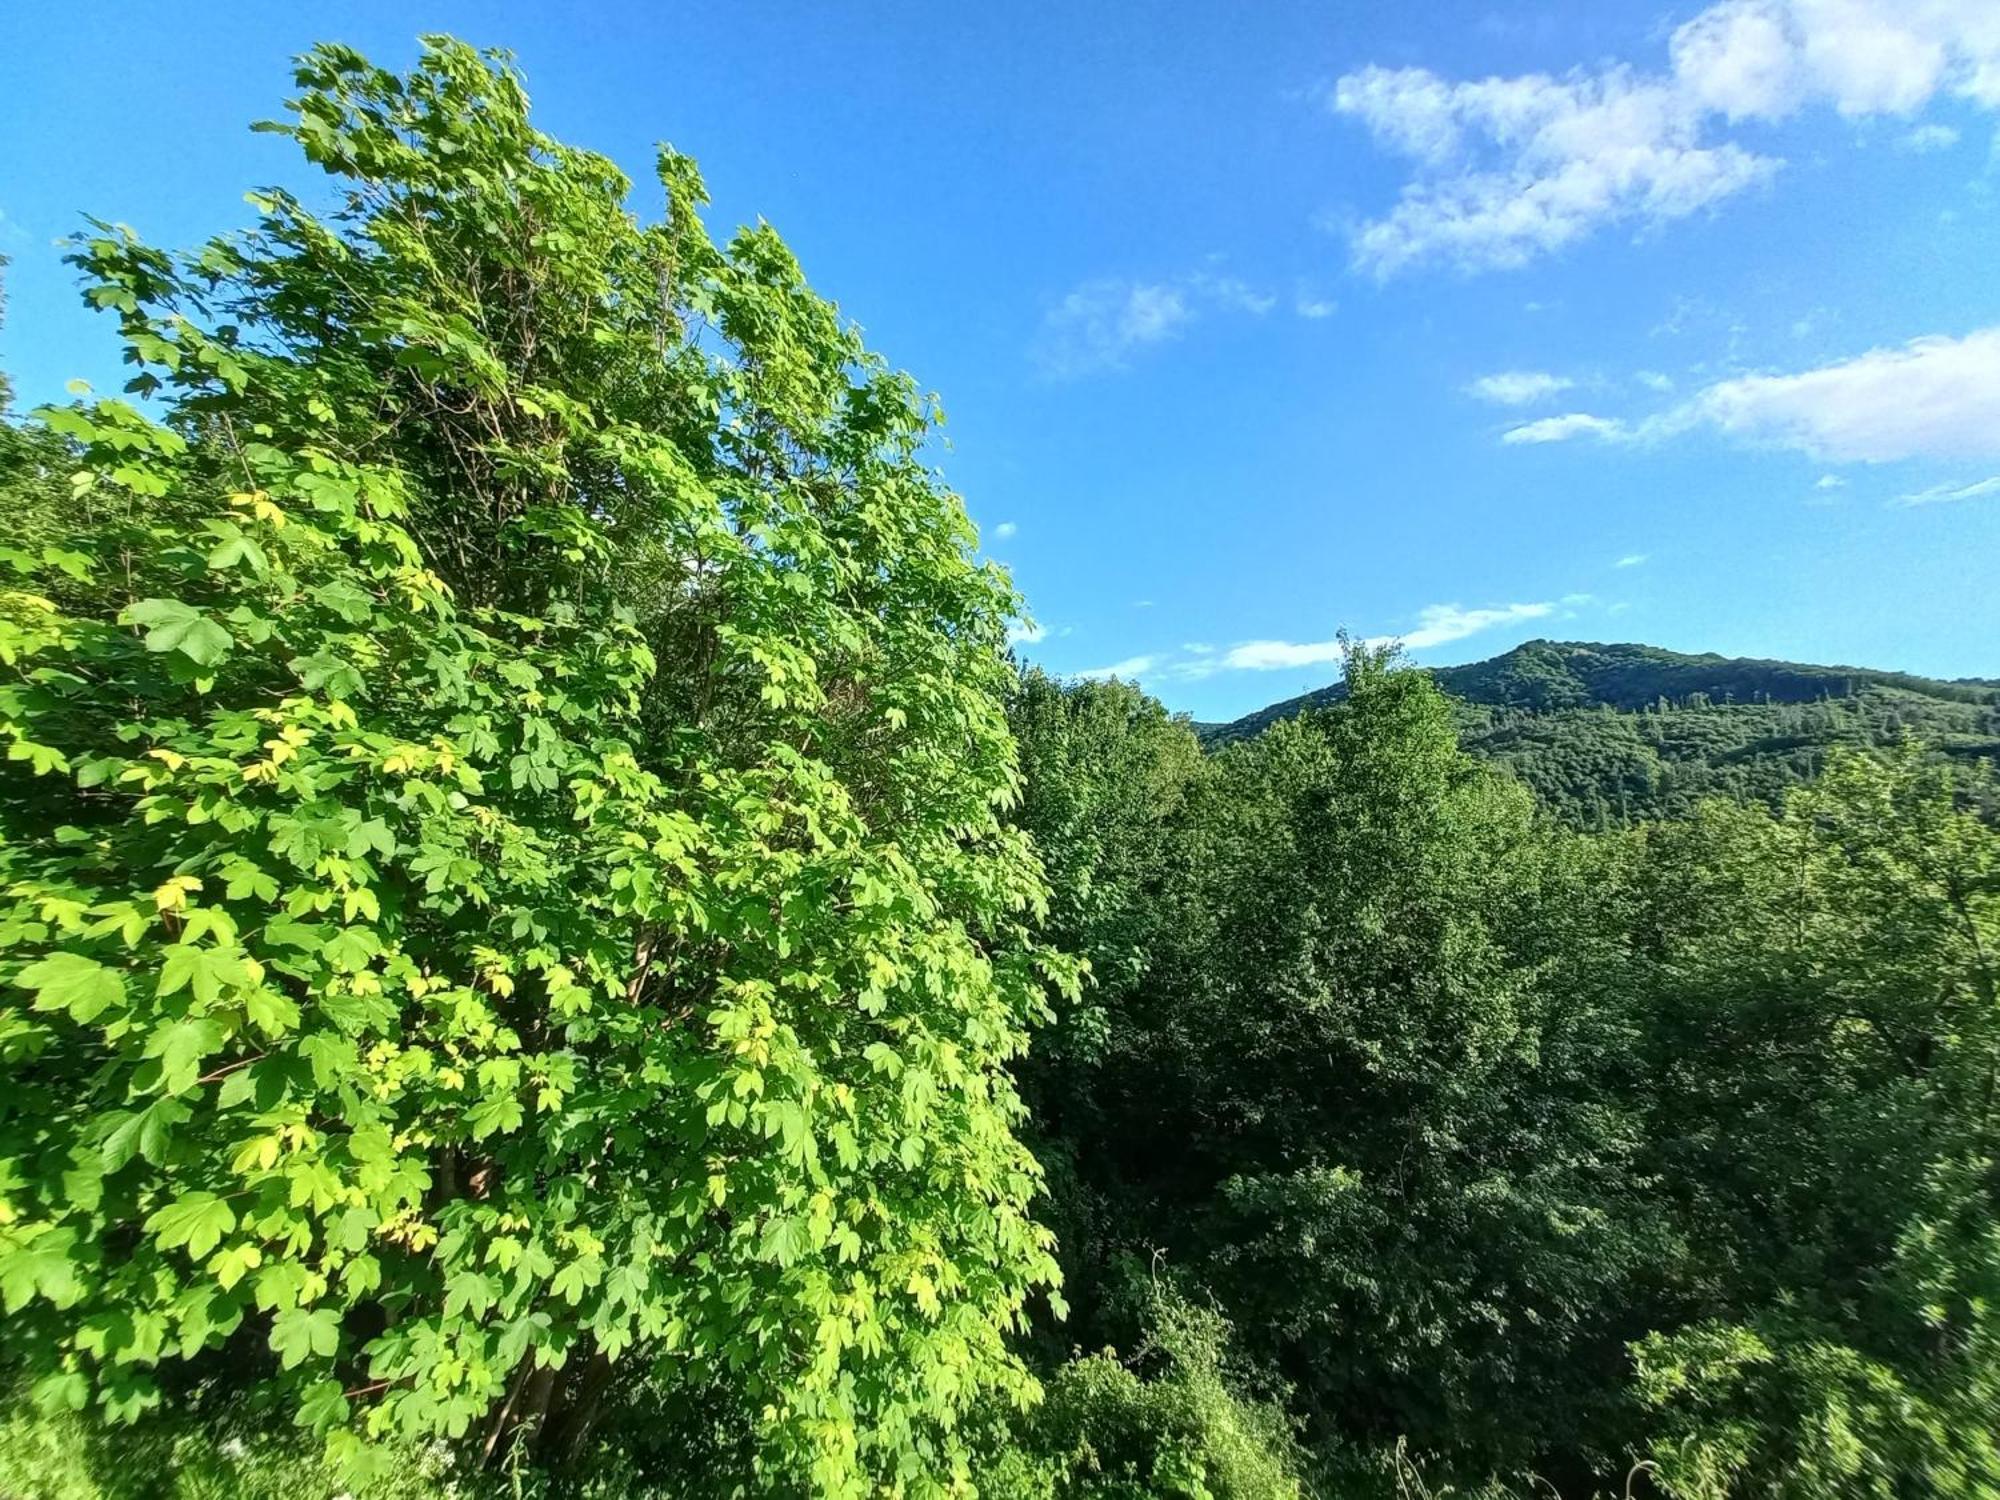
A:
4 1 1999 720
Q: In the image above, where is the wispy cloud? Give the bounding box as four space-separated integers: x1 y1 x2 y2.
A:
1815 473 1847 489
1636 370 1676 393
1060 597 1572 689
1008 621 1048 646
1695 328 2000 461
1215 639 1348 672
1614 552 1650 568
1219 601 1557 672
1329 0 2000 276
1192 271 1277 315
1295 292 1339 319
1034 266 1287 378
1035 281 1192 379
1903 123 1963 152
990 520 1018 541
1495 327 2000 463
1503 413 1630 444
1076 654 1156 681
1897 475 2000 506
1467 370 1574 405
1383 600 1557 651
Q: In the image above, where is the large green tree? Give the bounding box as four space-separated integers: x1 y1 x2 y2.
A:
1008 651 1657 1483
1178 651 1651 1473
0 38 1073 1495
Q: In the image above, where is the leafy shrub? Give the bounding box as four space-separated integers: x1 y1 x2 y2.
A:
0 1399 462 1500
975 1289 1306 1499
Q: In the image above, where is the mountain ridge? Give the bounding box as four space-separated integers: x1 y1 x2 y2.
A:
1199 638 2000 744
1195 639 2000 827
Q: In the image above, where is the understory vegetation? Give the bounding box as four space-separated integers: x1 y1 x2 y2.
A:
2 38 1995 1499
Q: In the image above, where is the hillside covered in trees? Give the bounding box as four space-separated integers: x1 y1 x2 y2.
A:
2 39 1997 1500
1203 639 2000 826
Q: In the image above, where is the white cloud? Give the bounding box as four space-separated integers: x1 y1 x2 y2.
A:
1694 326 2000 460
1897 475 2000 504
1494 326 2000 462
1067 596 1579 690
1221 600 1556 671
1636 370 1676 392
1220 638 1350 672
1035 281 1190 378
1792 0 1956 115
1008 621 1047 646
1816 472 1848 487
1295 293 1339 319
1035 268 1279 378
1190 271 1277 315
1076 654 1155 681
1332 63 1777 275
1467 370 1574 405
1672 0 1801 120
1502 412 1631 444
1393 600 1557 649
1614 552 1650 567
1331 0 2000 275
990 520 1018 541
1903 122 1963 150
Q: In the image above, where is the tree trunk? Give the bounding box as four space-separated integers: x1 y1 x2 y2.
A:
543 1349 617 1463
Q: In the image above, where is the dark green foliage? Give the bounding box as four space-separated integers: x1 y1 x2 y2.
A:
1460 688 1999 828
1623 751 2000 1496
1007 670 1208 1080
1003 671 1211 1340
1014 650 2000 1498
1433 639 1994 712
1011 650 1662 1484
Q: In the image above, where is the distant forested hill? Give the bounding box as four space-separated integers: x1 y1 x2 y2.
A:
1200 640 2000 826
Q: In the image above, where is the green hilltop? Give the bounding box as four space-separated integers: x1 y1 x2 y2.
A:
1200 639 2000 826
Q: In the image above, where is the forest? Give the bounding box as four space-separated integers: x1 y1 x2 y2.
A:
1 39 1997 1500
